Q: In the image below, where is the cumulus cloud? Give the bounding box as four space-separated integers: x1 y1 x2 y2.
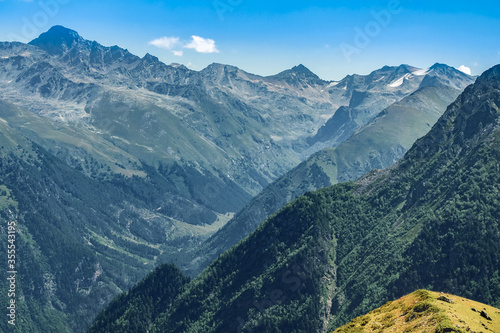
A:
458 65 472 75
149 35 219 54
148 37 179 50
184 35 219 53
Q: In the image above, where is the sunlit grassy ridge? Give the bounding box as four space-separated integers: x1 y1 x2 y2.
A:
333 290 500 333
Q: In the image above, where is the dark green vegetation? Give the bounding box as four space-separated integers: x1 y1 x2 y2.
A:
0 118 167 332
0 99 239 332
93 65 500 332
88 264 189 333
187 82 466 276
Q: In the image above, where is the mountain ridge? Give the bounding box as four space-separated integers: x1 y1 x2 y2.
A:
332 290 500 333
185 82 469 276
0 25 478 332
29 25 84 55
89 63 500 333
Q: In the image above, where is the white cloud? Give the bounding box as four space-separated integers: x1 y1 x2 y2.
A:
184 35 219 53
149 35 219 54
458 65 472 75
148 37 179 50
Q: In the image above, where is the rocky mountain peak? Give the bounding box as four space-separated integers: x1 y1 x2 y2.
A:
29 25 83 55
401 64 499 172
475 63 500 88
417 63 474 91
142 53 159 63
429 62 450 70
454 64 500 130
427 63 461 76
397 64 416 73
269 63 325 86
204 62 240 72
290 63 313 74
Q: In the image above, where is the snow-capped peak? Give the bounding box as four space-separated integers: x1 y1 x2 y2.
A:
388 73 412 87
387 67 430 87
412 68 430 76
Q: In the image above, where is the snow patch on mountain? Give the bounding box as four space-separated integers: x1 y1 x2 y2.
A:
388 73 412 87
412 68 430 76
388 68 431 87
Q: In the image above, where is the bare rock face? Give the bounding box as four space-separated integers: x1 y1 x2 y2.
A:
438 295 455 304
480 310 492 321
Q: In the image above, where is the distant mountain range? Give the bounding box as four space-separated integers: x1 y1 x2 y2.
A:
89 64 500 332
186 69 473 276
0 25 477 332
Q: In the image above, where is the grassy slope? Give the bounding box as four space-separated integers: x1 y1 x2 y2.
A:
333 290 500 333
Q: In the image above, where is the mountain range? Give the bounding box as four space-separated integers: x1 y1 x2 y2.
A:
0 25 479 332
89 64 500 332
186 74 471 275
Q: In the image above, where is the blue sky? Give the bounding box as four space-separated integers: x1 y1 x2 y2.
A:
1 0 500 80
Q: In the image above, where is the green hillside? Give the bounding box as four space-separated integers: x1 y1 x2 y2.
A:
88 264 190 333
187 84 463 276
91 64 500 332
0 106 196 332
